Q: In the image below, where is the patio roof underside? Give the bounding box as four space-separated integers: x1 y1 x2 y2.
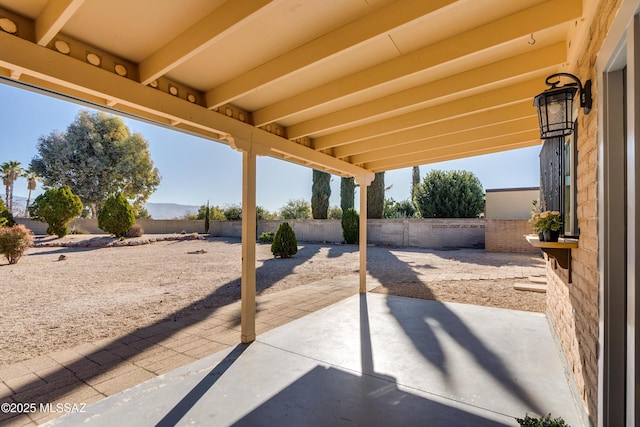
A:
0 0 589 179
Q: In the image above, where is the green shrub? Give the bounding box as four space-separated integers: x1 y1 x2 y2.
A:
29 186 83 238
98 193 135 237
0 198 15 227
515 413 568 427
0 224 33 264
124 223 145 238
341 208 359 244
414 169 484 218
384 198 416 218
258 231 275 243
271 222 297 258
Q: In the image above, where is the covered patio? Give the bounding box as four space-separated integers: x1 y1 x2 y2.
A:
2 0 637 425
45 293 584 426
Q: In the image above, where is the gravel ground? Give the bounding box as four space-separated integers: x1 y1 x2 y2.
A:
0 234 545 365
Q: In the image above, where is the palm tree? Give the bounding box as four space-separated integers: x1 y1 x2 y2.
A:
1 161 22 214
24 170 39 217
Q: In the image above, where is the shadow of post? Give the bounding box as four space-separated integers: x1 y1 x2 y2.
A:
0 243 321 424
156 344 249 427
367 250 544 415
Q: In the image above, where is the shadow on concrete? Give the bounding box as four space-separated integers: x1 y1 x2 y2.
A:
367 250 544 415
156 344 249 427
0 243 320 425
229 294 510 427
230 364 510 427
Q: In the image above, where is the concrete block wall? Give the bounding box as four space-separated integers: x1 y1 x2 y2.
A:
17 217 485 250
485 220 540 254
16 218 206 235
545 1 622 424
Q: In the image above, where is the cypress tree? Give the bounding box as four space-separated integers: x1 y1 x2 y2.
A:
311 169 331 219
367 172 385 219
340 177 355 213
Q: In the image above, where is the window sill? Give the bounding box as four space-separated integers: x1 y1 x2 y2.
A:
525 235 579 282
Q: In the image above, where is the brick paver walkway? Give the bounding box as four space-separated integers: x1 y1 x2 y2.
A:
1 252 545 426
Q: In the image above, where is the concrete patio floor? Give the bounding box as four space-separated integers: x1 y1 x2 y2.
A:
45 293 585 427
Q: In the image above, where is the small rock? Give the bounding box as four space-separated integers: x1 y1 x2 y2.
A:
58 255 67 261
187 249 207 254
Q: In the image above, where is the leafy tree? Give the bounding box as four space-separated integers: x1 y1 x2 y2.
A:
328 206 342 219
341 208 359 244
98 193 135 237
30 110 161 217
413 169 484 218
29 186 83 237
340 177 356 213
1 160 22 214
187 204 226 220
280 198 311 219
367 172 385 219
311 169 331 219
256 206 277 220
384 198 416 218
223 204 242 220
271 222 298 258
0 198 15 227
135 207 152 219
211 206 226 220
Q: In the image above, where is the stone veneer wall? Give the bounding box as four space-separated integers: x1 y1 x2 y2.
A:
545 1 622 424
485 220 540 254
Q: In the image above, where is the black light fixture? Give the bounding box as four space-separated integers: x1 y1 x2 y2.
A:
533 73 592 139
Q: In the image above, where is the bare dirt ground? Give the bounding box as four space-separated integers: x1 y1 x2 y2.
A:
0 235 545 365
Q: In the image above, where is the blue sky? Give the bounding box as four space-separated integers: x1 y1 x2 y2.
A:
0 82 541 213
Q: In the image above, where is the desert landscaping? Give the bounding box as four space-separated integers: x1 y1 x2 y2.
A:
0 234 546 366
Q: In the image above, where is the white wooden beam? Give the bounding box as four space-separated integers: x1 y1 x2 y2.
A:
253 0 581 127
312 79 543 150
35 0 85 46
350 116 538 164
139 0 273 85
288 43 564 139
333 102 535 158
363 130 540 171
0 31 371 181
204 0 457 108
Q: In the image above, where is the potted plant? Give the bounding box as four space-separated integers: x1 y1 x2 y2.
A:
529 200 544 241
534 210 562 242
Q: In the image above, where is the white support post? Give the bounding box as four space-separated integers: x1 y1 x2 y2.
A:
240 145 257 343
356 174 373 293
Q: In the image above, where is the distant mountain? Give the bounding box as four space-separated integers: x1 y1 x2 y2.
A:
7 195 199 220
145 202 200 220
8 195 28 216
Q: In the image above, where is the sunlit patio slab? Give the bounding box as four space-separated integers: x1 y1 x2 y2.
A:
45 294 584 427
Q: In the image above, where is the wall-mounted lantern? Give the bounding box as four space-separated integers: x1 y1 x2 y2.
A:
533 73 592 139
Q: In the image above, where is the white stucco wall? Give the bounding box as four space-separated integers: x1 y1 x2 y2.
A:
484 187 540 220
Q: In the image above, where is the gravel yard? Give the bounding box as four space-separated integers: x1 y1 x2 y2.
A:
0 234 545 365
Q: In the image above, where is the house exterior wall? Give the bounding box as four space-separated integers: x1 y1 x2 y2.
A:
485 187 540 220
545 1 623 424
485 220 540 254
